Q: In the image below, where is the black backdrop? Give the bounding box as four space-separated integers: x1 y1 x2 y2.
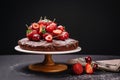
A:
0 0 120 55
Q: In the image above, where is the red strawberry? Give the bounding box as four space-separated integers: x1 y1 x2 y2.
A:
57 31 69 40
85 63 93 74
32 23 40 30
46 24 57 33
45 34 53 42
72 63 83 75
26 30 38 40
32 34 40 41
38 24 46 34
57 25 65 31
53 29 62 35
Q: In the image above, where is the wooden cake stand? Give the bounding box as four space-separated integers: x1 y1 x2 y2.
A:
15 46 81 73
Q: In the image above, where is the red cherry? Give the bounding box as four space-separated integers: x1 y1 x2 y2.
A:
72 63 83 75
32 34 40 41
85 56 92 63
57 31 69 40
45 34 53 42
93 63 98 70
32 23 40 30
53 29 62 35
57 25 65 31
42 33 49 39
85 63 93 74
46 24 57 33
38 19 52 26
26 30 38 40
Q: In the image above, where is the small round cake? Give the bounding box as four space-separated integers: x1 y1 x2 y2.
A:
18 17 79 51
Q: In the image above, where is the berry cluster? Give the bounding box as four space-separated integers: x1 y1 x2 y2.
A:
26 17 69 42
72 56 98 75
85 56 98 74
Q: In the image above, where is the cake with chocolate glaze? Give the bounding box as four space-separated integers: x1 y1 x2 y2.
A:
18 17 79 51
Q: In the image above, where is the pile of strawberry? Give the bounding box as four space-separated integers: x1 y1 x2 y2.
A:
26 17 69 42
72 56 98 75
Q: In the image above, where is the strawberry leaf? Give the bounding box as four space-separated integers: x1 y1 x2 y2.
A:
42 27 46 34
26 29 32 34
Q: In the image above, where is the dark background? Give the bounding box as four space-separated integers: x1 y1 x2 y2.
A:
0 0 120 55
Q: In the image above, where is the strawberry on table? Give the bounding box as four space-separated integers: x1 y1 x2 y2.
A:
72 63 83 75
85 63 93 74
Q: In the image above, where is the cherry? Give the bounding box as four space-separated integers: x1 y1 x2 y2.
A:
26 30 38 40
32 34 40 41
85 56 92 63
57 31 69 40
57 25 65 31
46 24 57 33
93 63 98 70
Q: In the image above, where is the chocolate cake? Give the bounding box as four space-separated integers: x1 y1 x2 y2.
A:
18 17 79 51
18 38 79 51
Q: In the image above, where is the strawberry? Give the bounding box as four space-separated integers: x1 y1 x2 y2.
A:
57 31 69 40
32 34 40 41
45 34 53 42
72 63 83 75
31 23 40 30
57 25 65 31
26 30 38 40
46 24 57 33
39 24 46 34
85 63 93 74
53 29 62 35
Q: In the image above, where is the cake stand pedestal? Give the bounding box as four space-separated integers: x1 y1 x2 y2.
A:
15 46 81 73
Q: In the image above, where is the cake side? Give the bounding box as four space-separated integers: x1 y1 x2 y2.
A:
18 38 79 51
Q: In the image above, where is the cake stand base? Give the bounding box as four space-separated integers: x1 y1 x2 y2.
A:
29 54 68 72
15 46 81 73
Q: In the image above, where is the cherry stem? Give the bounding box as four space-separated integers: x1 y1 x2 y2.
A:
40 16 42 21
25 24 29 29
44 16 46 19
53 18 56 22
